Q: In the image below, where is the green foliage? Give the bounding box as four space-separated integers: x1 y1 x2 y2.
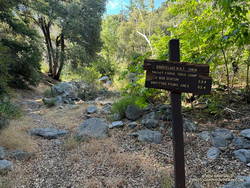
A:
0 0 42 90
43 88 54 98
80 67 101 85
91 57 116 78
0 99 21 129
111 95 147 117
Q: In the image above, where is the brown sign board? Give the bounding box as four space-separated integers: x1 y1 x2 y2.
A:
144 59 212 95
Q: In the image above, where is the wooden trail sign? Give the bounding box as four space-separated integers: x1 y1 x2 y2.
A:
144 39 212 188
144 60 212 95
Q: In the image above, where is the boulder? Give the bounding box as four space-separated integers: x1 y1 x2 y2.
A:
86 105 98 114
240 129 250 140
51 82 78 98
0 160 12 173
130 129 162 144
233 149 250 163
207 147 221 160
76 118 109 140
232 137 250 149
211 128 234 148
211 136 229 148
125 105 142 121
109 121 124 129
29 128 68 139
211 128 234 140
0 147 5 160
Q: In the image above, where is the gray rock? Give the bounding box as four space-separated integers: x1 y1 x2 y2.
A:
76 118 109 140
0 160 12 173
130 129 162 144
112 113 122 121
222 176 250 188
141 119 159 129
8 150 33 161
125 105 142 121
240 129 250 139
232 137 250 149
128 122 137 129
0 147 5 160
29 128 68 139
102 104 111 114
183 118 197 132
211 136 229 148
99 76 109 82
109 121 124 129
86 105 97 114
211 128 234 140
211 128 234 148
51 82 78 98
233 149 250 163
207 147 221 160
198 131 211 142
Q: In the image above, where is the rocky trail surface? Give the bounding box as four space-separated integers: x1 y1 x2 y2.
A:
1 82 250 188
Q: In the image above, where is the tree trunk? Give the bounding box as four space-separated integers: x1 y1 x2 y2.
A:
54 34 65 80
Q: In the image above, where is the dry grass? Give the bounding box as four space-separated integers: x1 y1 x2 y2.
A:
40 104 88 130
71 137 172 187
0 116 37 152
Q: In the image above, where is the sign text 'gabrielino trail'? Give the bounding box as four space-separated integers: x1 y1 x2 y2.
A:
143 60 212 94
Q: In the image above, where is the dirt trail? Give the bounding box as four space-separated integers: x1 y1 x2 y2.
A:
3 86 171 188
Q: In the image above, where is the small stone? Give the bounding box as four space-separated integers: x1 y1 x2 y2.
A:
198 131 211 142
128 122 137 129
141 119 159 129
112 113 122 121
125 105 142 121
240 129 250 139
0 160 12 173
247 163 250 167
99 76 109 82
109 121 124 129
207 147 221 160
233 149 250 163
86 105 97 114
183 118 197 132
8 150 34 161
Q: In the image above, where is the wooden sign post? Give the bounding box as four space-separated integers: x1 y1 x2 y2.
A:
144 39 212 188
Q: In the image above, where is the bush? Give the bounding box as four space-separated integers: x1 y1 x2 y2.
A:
92 57 116 78
0 100 21 129
111 96 147 117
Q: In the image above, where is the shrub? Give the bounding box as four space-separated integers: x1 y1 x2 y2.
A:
111 95 147 117
0 100 21 129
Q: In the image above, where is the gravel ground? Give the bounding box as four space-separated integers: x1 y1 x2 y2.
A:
3 91 250 188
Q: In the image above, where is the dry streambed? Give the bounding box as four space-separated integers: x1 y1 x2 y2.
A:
0 83 250 188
